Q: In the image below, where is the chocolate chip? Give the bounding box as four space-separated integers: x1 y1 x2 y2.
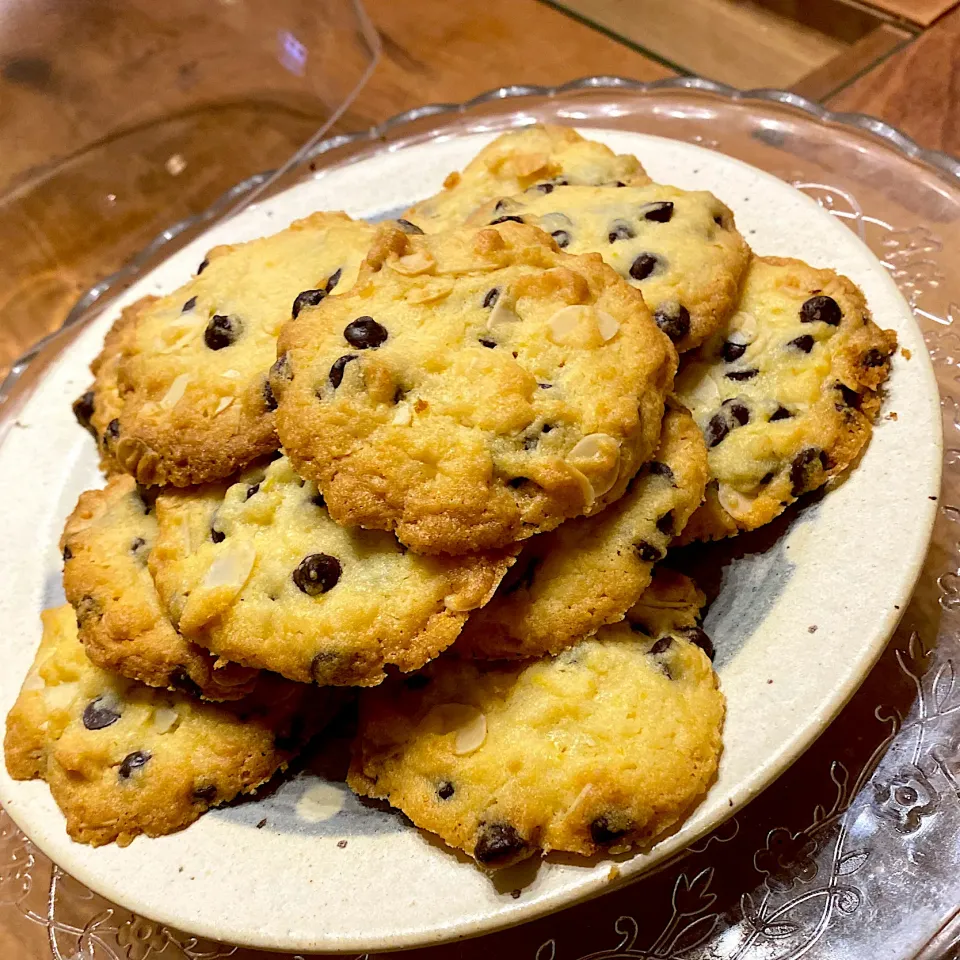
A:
863 348 886 368
76 594 101 624
263 378 278 412
529 182 555 194
62 544 73 562
726 400 750 425
656 511 674 535
789 334 814 353
310 652 340 684
72 391 96 434
629 253 659 281
648 461 675 482
635 540 663 563
329 354 357 388
790 448 822 496
181 296 197 313
760 471 775 485
590 816 629 846
714 214 725 227
538 382 552 389
246 483 260 500
271 353 293 382
130 536 146 555
837 384 861 408
726 368 758 381
551 229 571 248
489 215 525 225
325 267 343 293
204 314 241 350
210 526 225 544
118 750 151 779
483 288 500 308
474 822 527 866
105 418 121 442
641 200 674 223
193 784 217 804
438 781 455 800
770 405 792 421
344 316 388 349
293 553 342 595
395 218 424 235
721 341 747 363
800 295 841 326
704 413 730 448
654 303 690 343
681 626 715 660
197 258 210 274
404 673 431 690
651 636 673 655
292 289 325 319
82 697 120 731
608 222 635 243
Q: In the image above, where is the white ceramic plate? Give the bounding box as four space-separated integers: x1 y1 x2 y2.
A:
0 130 941 954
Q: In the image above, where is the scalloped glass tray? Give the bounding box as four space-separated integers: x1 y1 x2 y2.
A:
2 78 960 960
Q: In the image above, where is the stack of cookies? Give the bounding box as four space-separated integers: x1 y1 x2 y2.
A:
4 125 897 870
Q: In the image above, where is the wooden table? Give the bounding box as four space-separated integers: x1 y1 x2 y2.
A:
1 1 959 958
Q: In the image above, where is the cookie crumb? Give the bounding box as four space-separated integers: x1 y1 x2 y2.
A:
607 865 621 881
511 888 522 899
256 818 267 829
728 799 734 807
808 625 818 634
767 679 773 684
337 839 348 849
894 605 900 610
901 347 912 360
929 496 938 501
887 411 898 421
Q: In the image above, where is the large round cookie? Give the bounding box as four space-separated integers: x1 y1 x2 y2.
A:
61 476 259 700
403 124 649 233
148 455 517 686
273 220 677 555
98 212 375 486
676 256 897 541
458 402 707 660
466 183 749 353
3 606 333 847
348 615 724 869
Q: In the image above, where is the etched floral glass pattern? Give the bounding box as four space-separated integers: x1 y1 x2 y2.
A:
2 80 960 960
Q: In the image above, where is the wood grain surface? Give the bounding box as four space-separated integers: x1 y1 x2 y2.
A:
827 6 960 155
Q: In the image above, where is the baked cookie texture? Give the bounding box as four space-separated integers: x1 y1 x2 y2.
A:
458 402 707 660
97 212 376 487
4 606 333 847
349 613 724 869
274 220 677 555
403 124 649 233
676 256 897 541
467 183 749 353
61 475 258 700
148 456 517 686
626 567 707 643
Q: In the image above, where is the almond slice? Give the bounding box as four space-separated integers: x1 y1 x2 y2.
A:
718 484 758 521
160 373 191 409
392 250 435 276
596 310 620 342
202 542 257 592
486 299 520 333
151 706 180 734
213 396 235 416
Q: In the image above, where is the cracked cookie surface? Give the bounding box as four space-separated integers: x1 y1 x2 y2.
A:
273 220 676 554
348 606 723 869
99 212 375 486
4 606 332 847
676 256 896 541
61 475 258 700
467 183 749 352
148 456 517 686
403 124 649 233
458 402 707 660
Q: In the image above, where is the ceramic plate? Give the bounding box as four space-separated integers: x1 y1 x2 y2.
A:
0 130 941 954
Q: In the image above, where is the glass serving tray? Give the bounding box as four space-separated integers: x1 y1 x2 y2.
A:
2 77 959 960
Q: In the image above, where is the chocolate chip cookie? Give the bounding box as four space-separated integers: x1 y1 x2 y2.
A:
61 475 258 700
466 183 749 352
403 124 649 233
458 402 707 660
675 256 897 541
99 212 376 486
348 612 724 869
273 220 677 554
148 455 517 686
4 606 333 847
